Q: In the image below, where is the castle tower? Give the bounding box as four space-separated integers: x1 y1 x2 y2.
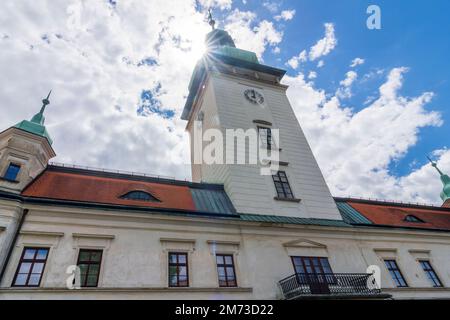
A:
0 92 56 194
181 18 341 220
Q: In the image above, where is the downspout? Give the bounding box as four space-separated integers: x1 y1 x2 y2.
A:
0 208 28 286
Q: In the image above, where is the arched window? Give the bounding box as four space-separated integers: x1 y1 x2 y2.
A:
404 215 424 223
120 191 160 202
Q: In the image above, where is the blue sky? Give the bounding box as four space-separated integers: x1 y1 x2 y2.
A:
217 0 449 177
0 0 448 204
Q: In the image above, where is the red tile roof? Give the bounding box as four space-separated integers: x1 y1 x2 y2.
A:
23 169 196 211
443 199 450 208
347 200 450 231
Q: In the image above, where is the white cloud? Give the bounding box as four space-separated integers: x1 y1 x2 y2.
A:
309 23 337 61
283 67 445 204
272 46 280 54
198 0 233 10
336 70 357 98
225 9 283 59
286 49 306 69
274 9 296 21
308 71 317 80
262 1 280 13
350 57 364 67
317 60 325 68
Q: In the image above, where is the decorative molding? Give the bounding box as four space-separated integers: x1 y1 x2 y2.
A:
373 248 397 253
408 249 431 254
206 240 240 246
283 238 327 249
274 197 301 203
160 237 196 244
72 233 115 240
253 119 272 126
20 230 64 237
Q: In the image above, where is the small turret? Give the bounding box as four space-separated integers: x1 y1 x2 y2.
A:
0 92 56 193
427 156 450 207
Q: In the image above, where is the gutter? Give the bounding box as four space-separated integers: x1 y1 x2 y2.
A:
0 208 28 286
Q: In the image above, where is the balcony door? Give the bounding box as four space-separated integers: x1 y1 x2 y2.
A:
291 256 333 294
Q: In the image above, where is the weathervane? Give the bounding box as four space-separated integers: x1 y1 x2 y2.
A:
207 9 215 30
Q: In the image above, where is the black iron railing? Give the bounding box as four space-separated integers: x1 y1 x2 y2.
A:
279 273 381 299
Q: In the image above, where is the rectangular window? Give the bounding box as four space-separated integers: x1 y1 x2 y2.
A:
216 254 237 287
258 127 273 150
77 249 103 287
272 171 294 199
4 163 20 181
12 247 49 287
291 256 334 284
168 252 189 287
384 259 408 287
419 260 442 287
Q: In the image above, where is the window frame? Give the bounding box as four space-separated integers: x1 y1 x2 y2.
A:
384 259 408 287
404 215 424 223
12 247 49 287
272 171 295 199
3 163 21 181
257 126 273 150
76 249 103 288
120 190 160 202
291 256 335 284
216 254 237 287
419 260 443 288
168 252 189 287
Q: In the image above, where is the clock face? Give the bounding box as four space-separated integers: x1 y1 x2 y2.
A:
244 89 264 105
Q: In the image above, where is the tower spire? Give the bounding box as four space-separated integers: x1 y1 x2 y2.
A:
31 90 52 125
207 9 216 30
427 155 450 204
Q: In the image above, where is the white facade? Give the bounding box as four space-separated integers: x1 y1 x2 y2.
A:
0 200 450 299
187 70 341 220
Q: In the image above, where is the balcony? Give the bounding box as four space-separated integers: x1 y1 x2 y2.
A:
279 273 390 300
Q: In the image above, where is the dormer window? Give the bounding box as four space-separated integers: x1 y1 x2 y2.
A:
3 163 21 181
404 215 424 223
120 191 160 202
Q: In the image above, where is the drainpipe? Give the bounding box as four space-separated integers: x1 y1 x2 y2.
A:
0 208 28 286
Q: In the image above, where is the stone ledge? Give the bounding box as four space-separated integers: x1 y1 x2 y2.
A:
0 286 253 293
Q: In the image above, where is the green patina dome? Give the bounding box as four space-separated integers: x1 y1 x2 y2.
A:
14 92 53 145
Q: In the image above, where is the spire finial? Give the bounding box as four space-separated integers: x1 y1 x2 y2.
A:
427 155 444 176
207 9 216 30
40 90 52 113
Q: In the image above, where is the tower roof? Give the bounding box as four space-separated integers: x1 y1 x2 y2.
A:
14 91 53 145
428 156 450 203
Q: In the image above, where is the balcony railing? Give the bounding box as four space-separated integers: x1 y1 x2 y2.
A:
279 273 382 299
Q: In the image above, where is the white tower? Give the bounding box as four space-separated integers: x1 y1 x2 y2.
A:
182 23 341 220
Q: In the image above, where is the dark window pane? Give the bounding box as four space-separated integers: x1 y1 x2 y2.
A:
36 249 48 260
384 260 408 287
4 163 20 181
121 191 159 202
168 253 189 287
216 254 237 287
77 249 102 287
272 171 294 199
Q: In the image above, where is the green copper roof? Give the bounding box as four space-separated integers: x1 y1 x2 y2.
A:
239 213 351 227
214 46 259 64
335 201 373 224
428 158 450 202
14 91 53 145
